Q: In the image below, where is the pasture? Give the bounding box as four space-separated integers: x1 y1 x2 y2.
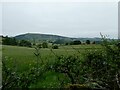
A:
2 44 102 88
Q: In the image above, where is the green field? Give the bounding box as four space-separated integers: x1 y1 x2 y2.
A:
2 44 102 88
2 45 102 71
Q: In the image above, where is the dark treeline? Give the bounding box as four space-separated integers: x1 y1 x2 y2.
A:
2 36 32 47
2 36 100 48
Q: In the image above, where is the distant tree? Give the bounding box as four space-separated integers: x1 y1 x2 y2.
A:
42 42 48 48
37 43 42 48
54 39 65 44
52 45 59 49
70 42 74 45
73 40 81 45
32 38 36 46
65 42 69 45
70 40 81 45
19 40 32 47
86 40 90 44
95 41 102 44
32 43 36 46
11 38 18 45
2 36 18 46
2 36 10 45
92 41 96 44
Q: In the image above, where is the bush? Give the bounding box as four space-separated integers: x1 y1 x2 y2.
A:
83 38 120 89
19 40 32 47
51 38 120 89
65 43 69 45
70 40 81 45
52 55 82 84
52 45 59 49
2 36 18 46
92 41 95 44
86 40 90 44
37 43 42 48
42 42 48 48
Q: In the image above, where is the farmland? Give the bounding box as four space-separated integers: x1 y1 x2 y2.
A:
2 44 103 88
2 40 120 90
2 45 102 72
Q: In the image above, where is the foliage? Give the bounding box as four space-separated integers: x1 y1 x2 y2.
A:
51 37 120 89
2 58 47 89
86 40 90 44
52 45 59 49
2 46 49 89
52 55 83 84
92 41 95 44
53 39 66 44
19 40 32 47
2 36 18 46
2 37 120 89
65 84 90 90
65 42 69 45
36 43 42 49
70 40 81 45
82 37 120 89
42 42 48 48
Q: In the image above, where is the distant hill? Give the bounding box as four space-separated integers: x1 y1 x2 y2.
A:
14 33 102 43
15 33 72 42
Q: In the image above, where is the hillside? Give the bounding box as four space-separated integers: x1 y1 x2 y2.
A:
15 33 72 42
15 33 102 43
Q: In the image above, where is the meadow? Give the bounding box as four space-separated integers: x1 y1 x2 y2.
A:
2 44 102 88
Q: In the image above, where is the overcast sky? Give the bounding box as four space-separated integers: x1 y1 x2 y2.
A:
1 1 118 38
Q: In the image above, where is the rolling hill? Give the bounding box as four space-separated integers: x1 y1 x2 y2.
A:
15 33 72 42
14 33 102 43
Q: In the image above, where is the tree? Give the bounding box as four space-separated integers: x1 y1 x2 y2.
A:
53 39 63 44
19 40 32 47
70 40 81 45
37 43 42 48
42 42 48 48
10 37 18 45
65 42 69 45
2 36 18 46
73 40 81 45
86 40 90 44
52 45 59 49
92 41 95 44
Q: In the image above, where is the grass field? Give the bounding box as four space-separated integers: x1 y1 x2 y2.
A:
2 44 102 88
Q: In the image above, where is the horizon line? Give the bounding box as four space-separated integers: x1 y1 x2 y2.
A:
1 32 118 39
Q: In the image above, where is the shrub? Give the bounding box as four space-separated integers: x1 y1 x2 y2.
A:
2 36 18 46
42 42 48 48
70 40 81 45
37 43 42 48
52 45 59 49
83 38 120 89
19 40 32 47
86 40 90 44
65 84 90 90
92 41 95 44
52 55 83 84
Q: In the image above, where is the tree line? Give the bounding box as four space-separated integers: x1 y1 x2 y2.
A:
2 36 99 48
2 36 49 48
2 36 32 47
